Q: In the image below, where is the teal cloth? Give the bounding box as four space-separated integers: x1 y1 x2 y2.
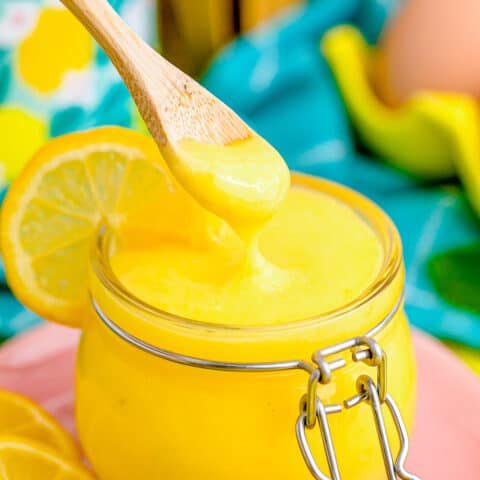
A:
202 0 480 348
2 0 480 349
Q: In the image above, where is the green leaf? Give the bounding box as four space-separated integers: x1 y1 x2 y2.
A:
428 244 480 314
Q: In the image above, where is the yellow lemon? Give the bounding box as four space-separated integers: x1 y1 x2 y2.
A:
0 436 92 479
0 107 47 183
18 8 94 94
0 389 79 460
1 127 216 326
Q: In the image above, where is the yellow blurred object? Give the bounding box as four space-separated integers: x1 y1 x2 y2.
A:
445 342 480 376
0 436 92 479
0 108 47 183
322 25 480 217
240 0 302 30
160 0 302 75
160 0 233 75
0 390 79 461
18 8 94 94
321 26 455 179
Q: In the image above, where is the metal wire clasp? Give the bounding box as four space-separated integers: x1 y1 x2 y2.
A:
295 336 420 480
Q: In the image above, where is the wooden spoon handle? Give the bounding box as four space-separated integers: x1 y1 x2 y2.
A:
61 0 179 143
61 0 154 81
61 0 250 146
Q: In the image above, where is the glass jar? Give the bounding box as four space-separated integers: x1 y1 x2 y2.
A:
77 174 417 480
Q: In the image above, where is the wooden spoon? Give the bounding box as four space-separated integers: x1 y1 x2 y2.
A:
60 0 290 232
60 0 251 147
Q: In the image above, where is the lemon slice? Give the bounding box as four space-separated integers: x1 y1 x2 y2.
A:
1 127 199 326
0 436 92 479
0 390 79 461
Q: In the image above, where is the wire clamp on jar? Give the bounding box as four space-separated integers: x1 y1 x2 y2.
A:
296 336 420 480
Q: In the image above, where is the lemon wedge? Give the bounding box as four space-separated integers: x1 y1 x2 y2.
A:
0 436 92 479
0 389 79 461
1 127 199 326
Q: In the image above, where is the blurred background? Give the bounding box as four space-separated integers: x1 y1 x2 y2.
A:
1 0 480 376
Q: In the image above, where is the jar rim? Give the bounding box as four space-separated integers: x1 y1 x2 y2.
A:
90 173 403 335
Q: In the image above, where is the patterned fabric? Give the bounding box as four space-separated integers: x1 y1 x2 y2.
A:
0 0 155 186
0 0 155 336
202 0 480 349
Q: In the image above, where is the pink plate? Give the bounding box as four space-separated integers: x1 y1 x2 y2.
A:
0 325 478 478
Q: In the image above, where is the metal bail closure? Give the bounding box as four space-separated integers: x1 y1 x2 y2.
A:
296 395 342 480
295 336 420 480
353 376 420 480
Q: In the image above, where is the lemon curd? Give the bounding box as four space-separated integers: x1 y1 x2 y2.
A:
129 134 380 327
166 135 290 236
76 137 416 479
111 186 382 325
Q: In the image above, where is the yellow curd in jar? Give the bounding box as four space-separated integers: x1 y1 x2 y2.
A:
111 186 381 325
77 136 416 479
